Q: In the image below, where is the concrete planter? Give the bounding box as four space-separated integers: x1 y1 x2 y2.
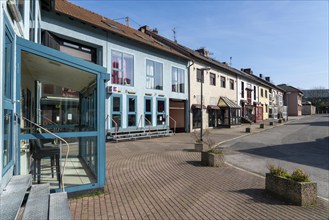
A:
265 173 317 206
278 119 282 123
260 123 265 129
269 122 274 126
246 127 251 133
201 152 225 167
194 143 208 152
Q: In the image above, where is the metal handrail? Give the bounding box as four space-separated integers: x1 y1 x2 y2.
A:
169 115 176 134
144 116 151 132
111 118 118 137
137 114 143 130
17 114 69 192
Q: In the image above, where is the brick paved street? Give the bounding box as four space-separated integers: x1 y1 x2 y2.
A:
69 127 329 219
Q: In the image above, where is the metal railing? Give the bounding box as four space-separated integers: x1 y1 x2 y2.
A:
169 115 177 134
144 116 152 133
17 114 69 192
111 118 118 138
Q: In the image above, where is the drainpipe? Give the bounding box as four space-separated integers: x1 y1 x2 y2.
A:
187 60 194 132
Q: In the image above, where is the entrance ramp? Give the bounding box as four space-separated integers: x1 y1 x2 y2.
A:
106 126 174 142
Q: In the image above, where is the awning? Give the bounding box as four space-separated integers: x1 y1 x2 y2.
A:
218 97 241 109
207 105 220 110
191 104 206 109
240 99 248 103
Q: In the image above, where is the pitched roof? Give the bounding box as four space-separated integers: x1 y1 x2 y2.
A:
52 0 187 60
140 26 280 89
277 84 303 94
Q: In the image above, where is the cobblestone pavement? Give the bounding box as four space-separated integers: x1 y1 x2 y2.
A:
69 130 329 219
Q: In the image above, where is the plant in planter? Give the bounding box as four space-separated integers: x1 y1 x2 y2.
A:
201 148 225 167
265 164 317 207
191 129 212 152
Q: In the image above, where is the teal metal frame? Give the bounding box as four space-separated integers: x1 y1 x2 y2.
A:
15 37 108 192
126 95 137 128
144 96 153 126
110 93 122 129
2 15 15 176
156 97 166 126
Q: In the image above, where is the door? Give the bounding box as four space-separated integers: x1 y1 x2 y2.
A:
2 24 15 178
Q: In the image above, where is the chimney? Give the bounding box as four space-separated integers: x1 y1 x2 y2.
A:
265 76 270 82
195 48 209 57
259 74 263 78
138 25 150 33
241 68 253 75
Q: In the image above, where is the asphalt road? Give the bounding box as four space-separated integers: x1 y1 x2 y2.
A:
223 114 329 199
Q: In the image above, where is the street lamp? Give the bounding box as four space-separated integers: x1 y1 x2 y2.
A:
199 67 211 142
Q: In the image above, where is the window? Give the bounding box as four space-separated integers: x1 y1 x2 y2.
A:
210 73 216 86
241 81 244 98
208 109 216 127
196 69 204 83
156 99 166 125
265 104 268 113
192 108 201 129
111 51 134 86
265 90 268 98
254 86 256 100
230 79 234 90
111 95 122 128
146 59 163 90
220 76 226 88
17 0 25 22
127 96 137 127
42 31 98 64
145 97 152 126
172 67 185 93
261 89 264 97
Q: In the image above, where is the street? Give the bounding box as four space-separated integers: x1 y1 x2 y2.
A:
223 114 329 199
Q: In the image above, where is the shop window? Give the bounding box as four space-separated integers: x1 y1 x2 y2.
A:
208 109 216 127
210 73 216 86
192 108 201 129
220 76 226 88
144 97 152 126
172 67 185 93
127 95 137 127
156 99 166 125
111 95 122 128
111 51 134 86
146 59 163 90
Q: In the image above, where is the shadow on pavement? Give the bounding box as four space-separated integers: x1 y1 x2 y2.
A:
234 188 292 206
186 160 202 167
239 137 329 170
286 121 329 127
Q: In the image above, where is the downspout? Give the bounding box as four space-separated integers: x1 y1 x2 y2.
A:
187 60 194 132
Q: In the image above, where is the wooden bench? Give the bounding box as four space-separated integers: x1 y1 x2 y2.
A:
0 174 70 220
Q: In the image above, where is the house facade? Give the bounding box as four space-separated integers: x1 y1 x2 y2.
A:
278 84 303 116
41 1 190 135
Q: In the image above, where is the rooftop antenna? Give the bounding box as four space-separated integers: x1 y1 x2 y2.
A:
125 16 130 27
172 27 177 43
229 57 232 66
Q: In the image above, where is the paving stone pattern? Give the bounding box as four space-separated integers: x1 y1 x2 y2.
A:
69 135 329 220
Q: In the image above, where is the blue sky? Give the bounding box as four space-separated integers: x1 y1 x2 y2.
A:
71 0 328 90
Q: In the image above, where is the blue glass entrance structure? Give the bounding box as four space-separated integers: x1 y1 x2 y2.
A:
16 37 108 193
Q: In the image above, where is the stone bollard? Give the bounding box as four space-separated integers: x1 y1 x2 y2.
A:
260 123 265 129
246 127 251 133
269 122 274 126
278 119 282 123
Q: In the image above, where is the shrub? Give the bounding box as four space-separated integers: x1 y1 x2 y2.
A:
291 168 311 182
267 164 290 178
207 148 223 155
